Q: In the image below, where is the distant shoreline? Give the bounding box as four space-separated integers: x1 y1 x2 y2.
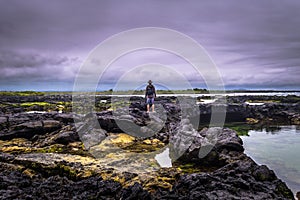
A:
1 90 300 96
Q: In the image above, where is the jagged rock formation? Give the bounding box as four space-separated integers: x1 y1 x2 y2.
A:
0 94 297 199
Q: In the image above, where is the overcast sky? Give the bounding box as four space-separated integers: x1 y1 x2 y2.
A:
0 0 300 91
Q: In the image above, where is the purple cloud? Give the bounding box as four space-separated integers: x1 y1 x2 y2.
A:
0 0 300 90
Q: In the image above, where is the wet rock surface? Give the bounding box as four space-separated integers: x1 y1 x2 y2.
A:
0 94 297 199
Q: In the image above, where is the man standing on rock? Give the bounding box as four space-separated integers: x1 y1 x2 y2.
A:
145 80 156 113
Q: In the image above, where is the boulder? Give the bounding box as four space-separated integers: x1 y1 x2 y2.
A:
80 129 107 150
97 116 122 133
170 120 244 166
7 115 30 127
54 131 80 145
117 182 151 200
0 160 123 199
0 116 8 131
54 113 75 123
14 121 43 130
0 120 62 140
213 128 244 152
170 157 294 200
252 165 276 181
42 120 62 131
0 116 8 124
0 121 44 140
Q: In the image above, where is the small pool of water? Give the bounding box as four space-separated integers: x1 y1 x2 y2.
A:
240 126 300 194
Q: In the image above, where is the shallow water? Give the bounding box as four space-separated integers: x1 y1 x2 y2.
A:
240 126 300 194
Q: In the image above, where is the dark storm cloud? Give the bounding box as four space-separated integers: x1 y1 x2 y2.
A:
0 0 300 90
0 50 79 90
0 0 111 52
0 50 69 69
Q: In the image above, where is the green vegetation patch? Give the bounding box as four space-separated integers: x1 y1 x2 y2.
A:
247 99 280 103
199 122 252 136
0 91 45 96
225 123 252 136
20 102 52 107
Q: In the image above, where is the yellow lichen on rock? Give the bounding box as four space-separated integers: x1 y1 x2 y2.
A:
143 139 152 145
0 138 31 147
291 117 300 125
142 138 164 146
1 146 33 153
109 133 136 146
23 168 36 178
145 179 173 191
246 118 259 124
152 139 162 144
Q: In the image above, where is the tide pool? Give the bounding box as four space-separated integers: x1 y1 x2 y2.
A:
241 126 300 194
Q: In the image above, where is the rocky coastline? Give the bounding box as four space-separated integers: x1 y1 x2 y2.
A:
0 94 299 199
